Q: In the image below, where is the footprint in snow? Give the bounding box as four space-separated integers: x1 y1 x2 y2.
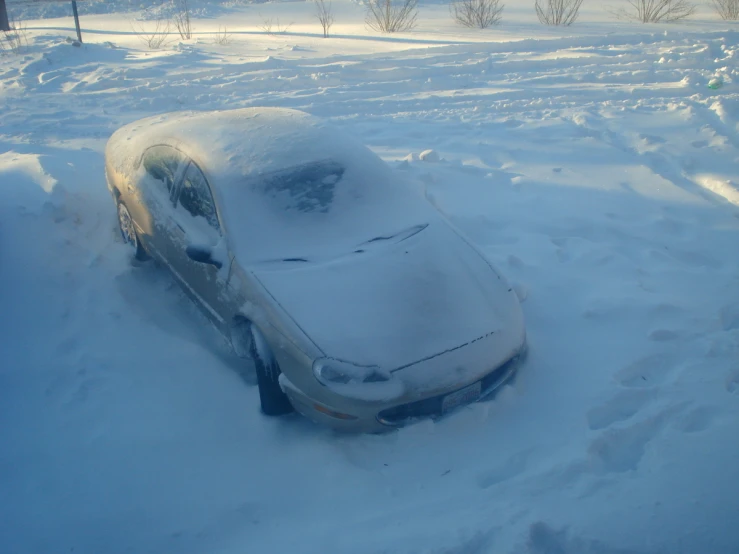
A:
725 369 739 394
614 353 678 388
664 248 721 269
550 236 573 263
587 404 683 474
477 448 534 489
555 247 570 264
507 254 525 269
551 236 611 266
648 329 679 342
652 215 686 237
67 376 106 406
526 521 648 554
673 405 719 434
429 528 496 554
55 336 79 356
586 389 656 431
648 302 684 319
719 302 739 331
44 358 117 411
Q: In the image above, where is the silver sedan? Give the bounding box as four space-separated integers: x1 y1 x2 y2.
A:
105 107 526 432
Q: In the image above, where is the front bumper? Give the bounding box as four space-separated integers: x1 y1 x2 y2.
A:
279 341 527 433
376 345 526 426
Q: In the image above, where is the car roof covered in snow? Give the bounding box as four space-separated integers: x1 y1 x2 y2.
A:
109 107 438 264
110 107 355 186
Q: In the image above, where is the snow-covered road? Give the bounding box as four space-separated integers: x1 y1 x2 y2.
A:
1 8 739 553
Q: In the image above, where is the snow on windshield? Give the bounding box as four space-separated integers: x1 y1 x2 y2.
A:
217 136 434 264
260 160 344 215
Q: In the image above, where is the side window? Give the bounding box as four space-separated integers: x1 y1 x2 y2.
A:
142 146 185 197
178 163 220 231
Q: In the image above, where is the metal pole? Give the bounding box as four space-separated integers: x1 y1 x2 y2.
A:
0 0 10 33
71 0 82 42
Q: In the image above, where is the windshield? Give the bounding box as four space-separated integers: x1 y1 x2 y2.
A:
260 160 345 216
218 157 435 264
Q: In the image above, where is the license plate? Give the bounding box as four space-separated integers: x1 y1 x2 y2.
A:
441 381 482 414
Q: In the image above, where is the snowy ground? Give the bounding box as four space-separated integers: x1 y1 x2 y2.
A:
1 1 739 553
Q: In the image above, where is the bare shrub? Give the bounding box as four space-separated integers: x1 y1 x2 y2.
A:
451 0 504 28
259 16 293 35
315 0 335 37
131 19 171 49
365 0 418 32
611 0 696 21
711 0 739 19
535 0 584 25
171 0 192 39
1 16 29 55
214 25 231 45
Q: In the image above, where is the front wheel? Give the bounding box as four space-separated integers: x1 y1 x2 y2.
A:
250 325 294 416
117 200 149 261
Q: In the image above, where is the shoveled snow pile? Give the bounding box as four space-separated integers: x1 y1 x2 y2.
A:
1 2 738 554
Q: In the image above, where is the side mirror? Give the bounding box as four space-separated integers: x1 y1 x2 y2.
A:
186 245 222 269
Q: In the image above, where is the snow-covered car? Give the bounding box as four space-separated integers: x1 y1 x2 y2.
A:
105 107 526 432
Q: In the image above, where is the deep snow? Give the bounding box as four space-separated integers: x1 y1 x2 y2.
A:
1 1 739 553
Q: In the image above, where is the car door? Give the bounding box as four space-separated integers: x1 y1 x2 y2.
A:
166 160 234 329
138 145 188 261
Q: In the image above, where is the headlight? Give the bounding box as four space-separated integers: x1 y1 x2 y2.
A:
312 358 405 402
314 359 390 384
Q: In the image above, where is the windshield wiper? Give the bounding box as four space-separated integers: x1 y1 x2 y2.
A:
265 225 428 265
363 223 428 245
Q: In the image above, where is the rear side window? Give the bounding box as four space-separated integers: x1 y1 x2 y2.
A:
178 163 220 231
142 146 186 196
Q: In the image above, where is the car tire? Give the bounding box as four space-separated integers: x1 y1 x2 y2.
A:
117 200 149 261
249 325 295 416
230 320 253 359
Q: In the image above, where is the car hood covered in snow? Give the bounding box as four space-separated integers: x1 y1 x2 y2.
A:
252 222 524 370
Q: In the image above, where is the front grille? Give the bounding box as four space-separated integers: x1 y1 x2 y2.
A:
377 351 524 426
